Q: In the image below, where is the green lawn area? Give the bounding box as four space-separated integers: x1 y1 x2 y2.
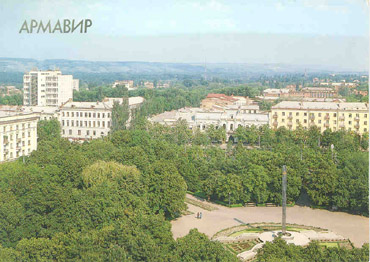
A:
229 228 263 237
318 242 339 248
286 227 308 232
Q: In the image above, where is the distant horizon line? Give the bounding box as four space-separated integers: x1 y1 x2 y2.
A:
0 57 368 73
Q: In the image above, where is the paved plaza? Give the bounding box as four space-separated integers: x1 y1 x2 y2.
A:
171 194 369 248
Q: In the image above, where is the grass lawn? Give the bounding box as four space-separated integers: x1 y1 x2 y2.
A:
286 227 308 232
229 228 263 237
318 242 339 248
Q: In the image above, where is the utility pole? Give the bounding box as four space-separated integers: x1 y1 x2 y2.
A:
282 165 287 235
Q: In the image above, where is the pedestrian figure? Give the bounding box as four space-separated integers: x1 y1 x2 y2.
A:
200 212 202 219
196 212 199 219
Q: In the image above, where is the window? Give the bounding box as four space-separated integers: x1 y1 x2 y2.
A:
349 114 352 118
93 113 96 118
78 130 81 135
282 112 285 116
296 112 299 116
356 113 359 117
67 112 69 117
71 121 74 127
98 113 100 118
296 119 299 123
102 113 105 118
318 113 321 117
69 130 72 135
76 112 79 117
62 120 65 126
89 113 91 117
93 131 96 136
318 120 321 124
282 119 285 123
63 130 65 135
304 119 307 123
365 114 367 118
87 130 90 136
364 121 367 125
364 128 368 132
304 113 307 116
349 121 352 125
289 112 292 116
72 112 74 117
334 113 337 117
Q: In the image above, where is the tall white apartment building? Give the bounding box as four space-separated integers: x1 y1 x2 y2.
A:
59 97 144 141
0 111 39 162
23 69 77 107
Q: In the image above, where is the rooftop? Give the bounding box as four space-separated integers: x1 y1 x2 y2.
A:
272 101 368 111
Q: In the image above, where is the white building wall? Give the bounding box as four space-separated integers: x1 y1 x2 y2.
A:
0 113 39 162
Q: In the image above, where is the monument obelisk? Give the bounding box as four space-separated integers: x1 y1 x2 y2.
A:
282 165 287 235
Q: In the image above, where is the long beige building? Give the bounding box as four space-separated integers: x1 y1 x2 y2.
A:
270 101 369 134
0 111 39 162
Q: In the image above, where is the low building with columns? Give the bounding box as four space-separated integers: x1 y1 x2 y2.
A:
150 104 269 138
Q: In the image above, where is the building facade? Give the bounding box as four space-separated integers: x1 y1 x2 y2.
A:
150 104 269 137
0 112 39 162
270 101 369 134
23 69 77 107
59 97 144 141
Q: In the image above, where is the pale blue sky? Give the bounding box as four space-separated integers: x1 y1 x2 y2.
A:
0 0 368 70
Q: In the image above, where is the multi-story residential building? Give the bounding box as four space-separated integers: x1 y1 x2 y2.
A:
0 111 39 162
23 69 77 107
270 101 369 134
59 97 144 141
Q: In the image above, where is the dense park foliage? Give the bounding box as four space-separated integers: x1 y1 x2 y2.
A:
256 237 369 262
0 122 239 261
0 111 368 260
